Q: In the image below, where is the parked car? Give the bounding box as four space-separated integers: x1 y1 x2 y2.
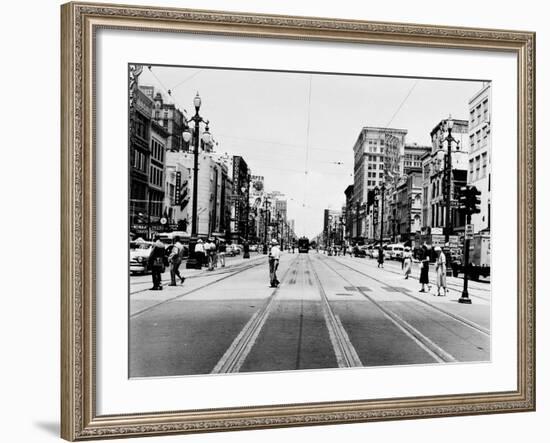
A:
366 245 379 259
129 240 154 274
384 244 404 260
249 244 258 252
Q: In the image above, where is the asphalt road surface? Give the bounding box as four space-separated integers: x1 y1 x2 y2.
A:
129 252 490 377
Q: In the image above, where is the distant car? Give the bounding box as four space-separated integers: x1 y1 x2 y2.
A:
226 244 241 256
130 240 154 274
353 245 367 257
249 244 258 252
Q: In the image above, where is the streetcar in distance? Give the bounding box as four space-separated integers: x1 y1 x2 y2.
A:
298 237 310 253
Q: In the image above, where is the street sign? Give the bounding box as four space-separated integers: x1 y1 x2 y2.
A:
431 234 445 246
431 227 443 235
465 224 474 240
448 235 460 248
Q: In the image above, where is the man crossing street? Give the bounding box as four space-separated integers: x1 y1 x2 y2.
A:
268 239 281 287
168 236 185 286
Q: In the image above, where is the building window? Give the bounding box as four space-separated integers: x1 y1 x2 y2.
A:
470 134 475 150
481 152 488 178
483 99 489 121
470 109 475 124
469 159 474 182
475 155 481 180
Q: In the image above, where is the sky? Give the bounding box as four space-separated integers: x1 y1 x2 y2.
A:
138 65 484 239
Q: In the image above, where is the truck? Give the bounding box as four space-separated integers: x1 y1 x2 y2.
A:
468 232 491 280
451 232 490 280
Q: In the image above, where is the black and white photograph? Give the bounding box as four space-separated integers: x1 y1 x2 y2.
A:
128 64 492 378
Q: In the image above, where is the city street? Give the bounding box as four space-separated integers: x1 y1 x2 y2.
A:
129 251 490 377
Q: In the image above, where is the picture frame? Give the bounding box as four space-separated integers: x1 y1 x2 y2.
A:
61 1 536 440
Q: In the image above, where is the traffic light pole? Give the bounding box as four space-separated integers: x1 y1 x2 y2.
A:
459 213 472 304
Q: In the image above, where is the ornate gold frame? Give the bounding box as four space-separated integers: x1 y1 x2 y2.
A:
61 2 536 440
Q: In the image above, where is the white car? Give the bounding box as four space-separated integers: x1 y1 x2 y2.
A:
130 240 154 274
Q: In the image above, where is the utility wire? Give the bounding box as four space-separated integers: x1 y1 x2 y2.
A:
171 69 203 91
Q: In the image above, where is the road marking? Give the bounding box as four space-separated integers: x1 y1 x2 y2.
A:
317 256 458 364
308 257 362 368
328 257 490 336
211 256 298 374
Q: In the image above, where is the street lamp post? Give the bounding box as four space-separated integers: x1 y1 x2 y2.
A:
263 197 270 254
182 92 212 269
242 174 251 259
379 182 386 247
443 116 459 243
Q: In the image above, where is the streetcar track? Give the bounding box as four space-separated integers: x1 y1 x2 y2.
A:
307 256 363 368
315 255 467 363
323 256 490 336
211 256 299 374
130 260 266 319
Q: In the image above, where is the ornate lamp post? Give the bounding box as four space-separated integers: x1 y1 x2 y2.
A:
182 92 212 269
442 116 460 243
241 174 251 259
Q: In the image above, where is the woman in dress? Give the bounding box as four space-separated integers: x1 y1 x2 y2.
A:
434 246 447 296
402 246 412 279
419 245 430 292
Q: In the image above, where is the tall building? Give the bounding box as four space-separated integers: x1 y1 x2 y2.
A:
323 209 343 248
344 185 354 242
148 120 168 224
421 118 469 234
140 87 187 152
232 156 250 242
352 126 407 242
467 82 492 233
129 87 153 236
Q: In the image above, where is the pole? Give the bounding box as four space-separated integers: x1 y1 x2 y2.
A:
263 198 269 254
191 114 200 237
379 184 385 246
445 129 452 243
243 175 250 258
459 213 472 304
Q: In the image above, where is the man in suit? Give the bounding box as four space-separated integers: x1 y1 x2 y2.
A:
148 235 166 290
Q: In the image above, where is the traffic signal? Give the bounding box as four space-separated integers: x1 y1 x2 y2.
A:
469 186 481 214
458 185 481 215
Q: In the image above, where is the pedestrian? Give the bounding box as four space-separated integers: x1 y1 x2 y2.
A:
168 236 185 286
419 245 430 292
268 239 281 287
243 240 250 259
435 246 447 296
205 238 216 271
194 238 205 267
402 246 412 279
218 239 227 267
148 235 166 291
377 245 384 268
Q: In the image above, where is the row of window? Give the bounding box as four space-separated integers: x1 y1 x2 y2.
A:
131 149 147 172
470 98 490 126
149 165 164 188
367 172 384 178
367 162 385 170
469 153 489 182
151 137 165 162
469 125 490 150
